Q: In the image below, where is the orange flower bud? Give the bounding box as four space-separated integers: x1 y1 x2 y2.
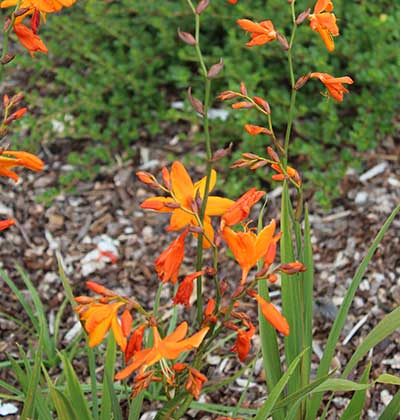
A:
204 298 216 317
161 166 171 189
177 28 197 46
244 124 272 136
277 261 307 275
136 171 157 185
4 107 27 124
86 281 115 297
173 363 187 372
267 146 280 162
217 90 239 101
253 96 270 114
121 308 133 337
239 81 247 96
254 294 289 336
173 270 204 308
0 219 15 231
232 101 254 109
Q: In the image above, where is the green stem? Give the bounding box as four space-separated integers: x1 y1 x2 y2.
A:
185 0 214 326
0 0 21 80
283 1 297 166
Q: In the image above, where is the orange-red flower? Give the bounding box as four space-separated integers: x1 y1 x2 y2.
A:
125 323 147 363
13 23 48 56
308 0 339 52
155 230 188 284
227 0 238 4
185 366 208 399
237 19 277 47
140 161 233 248
253 293 289 336
310 72 354 102
79 301 127 351
1 0 76 13
0 219 15 230
221 188 265 228
0 150 44 182
231 322 256 362
222 219 277 284
115 322 209 381
173 270 204 308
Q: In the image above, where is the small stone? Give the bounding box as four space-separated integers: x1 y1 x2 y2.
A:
142 226 154 243
359 279 370 291
381 389 393 406
355 191 369 205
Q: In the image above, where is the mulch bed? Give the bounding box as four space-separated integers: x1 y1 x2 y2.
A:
0 132 399 419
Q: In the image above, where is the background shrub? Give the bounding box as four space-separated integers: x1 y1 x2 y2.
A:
6 0 400 206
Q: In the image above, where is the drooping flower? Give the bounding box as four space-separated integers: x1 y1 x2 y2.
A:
230 322 256 362
173 270 204 308
115 322 209 381
140 161 233 248
0 150 44 182
13 22 48 56
222 219 277 284
308 0 339 52
79 301 127 351
253 293 289 336
155 230 188 284
310 72 354 102
237 19 277 47
221 188 265 228
0 219 15 231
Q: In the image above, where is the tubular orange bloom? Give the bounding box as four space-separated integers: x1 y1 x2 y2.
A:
79 301 127 351
253 294 289 336
237 19 277 47
173 270 204 308
221 188 265 228
141 161 233 248
125 323 147 363
222 219 277 285
244 124 272 136
271 163 301 185
227 0 238 4
0 150 44 182
0 219 15 230
230 322 256 362
310 72 354 102
155 230 188 284
13 23 48 56
185 367 208 400
1 0 77 13
308 0 339 52
115 322 209 381
120 308 133 337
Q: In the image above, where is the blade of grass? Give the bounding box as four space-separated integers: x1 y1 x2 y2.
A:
280 183 302 397
61 353 92 420
378 389 400 420
257 196 285 420
342 306 400 377
307 204 400 419
254 348 308 420
341 362 371 420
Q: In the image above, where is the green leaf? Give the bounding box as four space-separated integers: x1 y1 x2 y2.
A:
61 353 92 420
343 306 400 377
378 389 400 420
375 374 400 386
255 348 308 420
100 333 122 420
308 204 400 419
341 362 371 420
128 392 145 420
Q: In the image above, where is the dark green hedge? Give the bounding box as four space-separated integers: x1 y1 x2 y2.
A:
7 0 400 205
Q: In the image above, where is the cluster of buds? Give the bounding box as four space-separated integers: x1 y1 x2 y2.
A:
232 147 302 189
1 93 26 137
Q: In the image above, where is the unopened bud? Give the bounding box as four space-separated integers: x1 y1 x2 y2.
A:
232 285 245 298
210 143 232 161
240 81 248 96
253 96 271 114
188 225 204 234
86 281 115 297
296 8 310 25
267 146 280 162
232 101 254 109
188 87 204 115
207 58 224 79
242 152 261 160
276 32 289 50
177 28 197 46
250 160 268 170
244 124 272 136
295 73 311 90
224 321 239 331
0 53 15 65
4 107 27 124
195 0 209 14
217 90 239 101
136 171 157 185
14 7 30 17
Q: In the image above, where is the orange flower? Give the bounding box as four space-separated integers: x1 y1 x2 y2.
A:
237 19 277 47
185 366 208 399
244 124 272 136
79 301 127 351
155 230 188 284
227 0 238 4
222 219 277 284
173 270 204 308
0 219 15 230
0 150 44 182
141 161 233 248
253 293 289 336
230 322 256 362
271 163 301 185
13 23 48 56
310 72 354 102
1 0 76 13
115 322 209 381
221 188 265 228
308 0 339 52
125 323 147 363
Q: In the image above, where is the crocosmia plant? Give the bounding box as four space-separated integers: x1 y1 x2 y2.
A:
2 0 399 419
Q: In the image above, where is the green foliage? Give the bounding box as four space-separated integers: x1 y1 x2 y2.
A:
6 0 399 203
